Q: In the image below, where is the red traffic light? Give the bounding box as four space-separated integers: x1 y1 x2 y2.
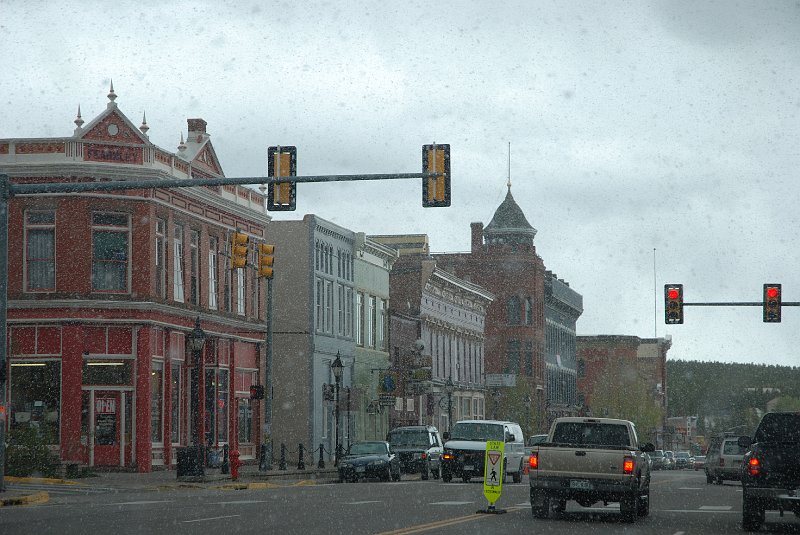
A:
766 287 778 299
667 288 680 300
763 283 782 323
664 284 684 324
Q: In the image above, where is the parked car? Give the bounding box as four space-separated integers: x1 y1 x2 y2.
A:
387 425 443 480
692 455 706 470
705 433 749 484
650 449 668 470
674 451 692 469
664 450 676 469
337 441 401 483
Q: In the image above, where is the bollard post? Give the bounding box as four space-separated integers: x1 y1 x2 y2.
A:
298 443 306 470
259 443 268 472
230 449 241 481
318 443 325 469
221 443 230 475
279 443 287 470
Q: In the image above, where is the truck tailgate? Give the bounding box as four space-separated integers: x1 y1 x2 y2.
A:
535 445 630 480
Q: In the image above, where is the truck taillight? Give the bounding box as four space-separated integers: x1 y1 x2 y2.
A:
529 452 539 470
421 452 427 460
623 457 634 474
748 457 761 476
442 452 454 461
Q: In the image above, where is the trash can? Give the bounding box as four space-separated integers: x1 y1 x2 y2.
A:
177 446 205 477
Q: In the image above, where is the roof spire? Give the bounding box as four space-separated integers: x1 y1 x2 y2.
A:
178 133 187 152
507 141 511 192
139 111 149 135
74 104 84 129
107 79 117 102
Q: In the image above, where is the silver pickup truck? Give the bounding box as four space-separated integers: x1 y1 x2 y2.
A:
528 417 655 523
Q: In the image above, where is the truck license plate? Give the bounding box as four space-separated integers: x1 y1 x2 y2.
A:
570 479 591 490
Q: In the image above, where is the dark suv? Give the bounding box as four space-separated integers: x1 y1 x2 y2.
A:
387 425 443 480
739 411 800 531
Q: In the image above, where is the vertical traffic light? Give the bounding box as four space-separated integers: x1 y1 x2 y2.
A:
763 283 781 323
267 145 297 211
230 231 249 269
664 284 684 324
258 244 275 278
422 143 450 207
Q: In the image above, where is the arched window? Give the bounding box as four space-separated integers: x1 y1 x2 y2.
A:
507 296 521 325
525 298 533 325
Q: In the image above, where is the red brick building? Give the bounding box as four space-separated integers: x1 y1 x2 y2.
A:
0 86 270 471
434 187 547 426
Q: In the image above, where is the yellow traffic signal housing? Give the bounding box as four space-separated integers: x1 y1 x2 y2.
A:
230 231 249 269
422 143 450 207
267 145 297 211
763 283 781 323
258 243 275 278
664 284 684 324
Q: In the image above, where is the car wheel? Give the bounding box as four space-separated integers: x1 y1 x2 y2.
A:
620 491 639 523
442 472 452 483
531 490 550 519
382 466 392 482
638 486 650 517
512 460 522 483
392 467 401 482
715 476 723 485
432 467 440 480
421 463 429 480
742 490 764 532
462 473 471 483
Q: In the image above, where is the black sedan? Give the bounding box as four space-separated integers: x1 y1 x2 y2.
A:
338 441 401 482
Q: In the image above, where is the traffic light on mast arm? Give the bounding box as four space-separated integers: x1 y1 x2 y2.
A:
422 143 450 207
763 283 782 323
267 145 297 211
230 231 249 269
258 244 275 279
664 284 684 324
249 385 265 400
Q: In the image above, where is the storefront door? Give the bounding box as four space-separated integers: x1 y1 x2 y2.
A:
82 389 134 467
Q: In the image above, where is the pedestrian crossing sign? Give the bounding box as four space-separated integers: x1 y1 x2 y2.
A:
483 440 505 505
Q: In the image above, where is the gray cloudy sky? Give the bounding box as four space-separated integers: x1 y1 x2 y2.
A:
3 1 799 367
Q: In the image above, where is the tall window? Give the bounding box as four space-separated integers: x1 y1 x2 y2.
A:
316 278 324 331
9 360 61 444
345 288 354 337
170 363 181 444
189 230 200 305
356 292 364 345
92 213 129 292
151 361 164 443
238 398 252 444
507 296 521 325
25 210 55 291
525 298 533 325
367 296 376 348
505 340 521 374
525 340 533 376
377 298 386 350
224 263 232 313
237 269 245 315
337 284 345 335
325 281 334 333
155 219 166 299
208 237 218 310
173 224 184 302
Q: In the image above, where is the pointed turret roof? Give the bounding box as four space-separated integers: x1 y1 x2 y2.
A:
484 187 537 245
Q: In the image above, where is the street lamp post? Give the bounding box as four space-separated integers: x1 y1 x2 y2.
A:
346 386 351 450
331 352 344 466
444 376 454 432
186 317 207 475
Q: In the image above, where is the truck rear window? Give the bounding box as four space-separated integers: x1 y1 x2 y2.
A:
389 430 429 447
449 422 504 442
753 413 800 443
551 422 632 448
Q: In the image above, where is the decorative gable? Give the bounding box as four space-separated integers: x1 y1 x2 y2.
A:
80 110 149 145
192 143 224 176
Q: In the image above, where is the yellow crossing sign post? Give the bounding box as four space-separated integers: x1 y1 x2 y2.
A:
479 440 507 514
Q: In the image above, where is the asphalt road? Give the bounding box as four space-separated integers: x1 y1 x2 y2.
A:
2 471 799 534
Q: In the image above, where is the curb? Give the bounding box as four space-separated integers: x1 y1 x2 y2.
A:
5 476 80 486
0 491 50 507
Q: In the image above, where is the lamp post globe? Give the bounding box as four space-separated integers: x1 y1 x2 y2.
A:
331 352 344 465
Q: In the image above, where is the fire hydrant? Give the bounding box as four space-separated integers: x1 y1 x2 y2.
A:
230 449 241 481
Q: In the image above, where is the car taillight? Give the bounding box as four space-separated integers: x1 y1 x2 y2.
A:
748 457 760 476
442 452 453 461
529 452 539 470
421 452 427 460
719 458 725 467
623 457 634 475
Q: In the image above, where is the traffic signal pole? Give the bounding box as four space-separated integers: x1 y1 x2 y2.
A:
0 164 445 489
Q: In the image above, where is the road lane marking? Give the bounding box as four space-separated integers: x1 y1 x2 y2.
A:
661 509 737 514
699 505 732 511
346 500 382 505
105 500 173 506
183 514 241 523
209 500 271 505
376 513 487 535
429 501 473 505
679 487 703 490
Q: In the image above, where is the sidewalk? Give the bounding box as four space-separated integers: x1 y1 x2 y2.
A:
1 463 340 506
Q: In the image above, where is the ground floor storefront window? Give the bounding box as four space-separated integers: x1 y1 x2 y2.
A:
9 360 61 444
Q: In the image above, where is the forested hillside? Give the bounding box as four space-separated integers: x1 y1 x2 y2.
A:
667 360 800 434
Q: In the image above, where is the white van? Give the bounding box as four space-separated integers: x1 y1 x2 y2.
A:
441 420 526 483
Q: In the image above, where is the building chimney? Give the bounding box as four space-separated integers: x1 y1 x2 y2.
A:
187 118 208 142
471 222 483 252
